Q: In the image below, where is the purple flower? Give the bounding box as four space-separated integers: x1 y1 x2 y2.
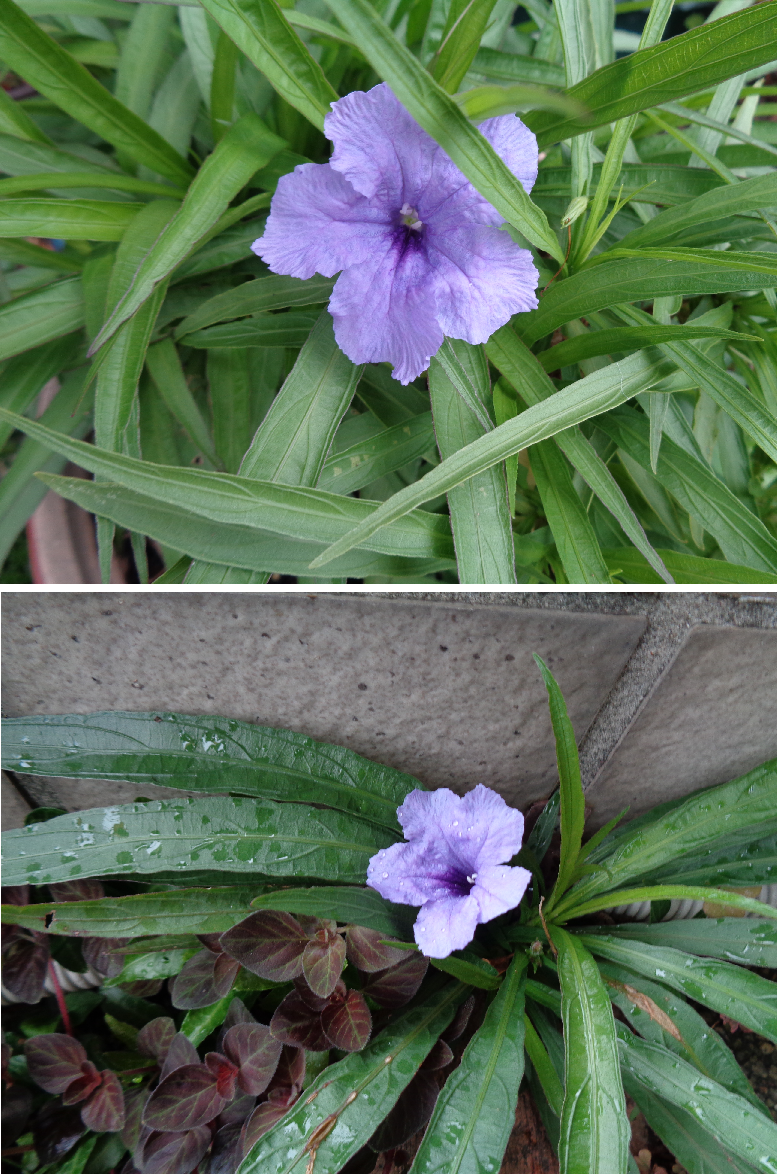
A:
367 785 531 958
254 84 539 384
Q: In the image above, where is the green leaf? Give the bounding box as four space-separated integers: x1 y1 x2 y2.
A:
239 311 362 484
579 934 777 1044
109 947 198 984
552 927 630 1174
530 439 610 583
533 161 724 207
323 0 564 262
249 886 415 938
558 759 777 909
145 338 221 466
309 348 676 568
240 981 466 1174
0 335 81 450
184 312 318 349
532 656 585 909
0 275 83 362
0 794 397 887
596 406 777 576
200 0 338 130
601 961 768 1113
356 365 431 428
114 0 176 124
560 884 777 923
647 830 777 890
208 348 252 473
431 950 502 990
174 273 335 339
0 80 52 143
34 473 456 579
410 954 527 1174
0 237 84 273
537 324 759 373
181 993 240 1045
0 0 193 185
525 4 777 146
89 114 285 352
615 172 777 252
318 412 436 497
594 919 777 969
455 83 586 122
623 1076 761 1174
524 1014 564 1118
522 252 777 346
471 47 565 88
605 547 777 585
1 710 421 830
487 325 671 583
429 339 516 584
618 1029 777 1173
1 885 261 937
429 0 500 94
0 171 188 199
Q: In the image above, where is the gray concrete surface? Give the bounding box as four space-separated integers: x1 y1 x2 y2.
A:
2 591 775 830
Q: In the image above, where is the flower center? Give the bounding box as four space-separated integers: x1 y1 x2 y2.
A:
399 202 423 232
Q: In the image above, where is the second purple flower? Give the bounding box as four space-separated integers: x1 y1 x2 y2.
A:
254 83 540 385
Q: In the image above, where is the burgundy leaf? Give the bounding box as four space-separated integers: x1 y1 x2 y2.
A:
48 880 105 902
442 994 475 1043
209 1122 243 1174
213 952 241 998
197 932 225 954
222 1024 282 1097
221 996 256 1032
25 1034 87 1094
421 1039 454 1071
137 1017 176 1061
160 1033 200 1081
240 1102 289 1156
143 1064 225 1132
33 1100 85 1165
368 1070 439 1152
362 954 429 1010
217 1092 256 1127
220 912 307 982
3 934 49 1002
122 978 163 998
205 1052 239 1101
321 989 372 1052
142 1127 211 1174
81 936 128 978
2 1084 33 1143
121 1086 147 1153
269 1045 305 1095
61 1061 102 1105
293 975 331 1013
169 949 222 1010
302 929 346 999
270 991 331 1052
81 1070 126 1132
345 926 410 974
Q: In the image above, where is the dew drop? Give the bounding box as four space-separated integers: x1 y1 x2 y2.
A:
382 872 388 878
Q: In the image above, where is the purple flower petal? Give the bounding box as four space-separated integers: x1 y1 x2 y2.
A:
328 240 444 384
429 223 538 344
253 162 390 280
367 840 463 906
326 84 436 206
413 896 480 958
471 864 532 923
398 785 525 869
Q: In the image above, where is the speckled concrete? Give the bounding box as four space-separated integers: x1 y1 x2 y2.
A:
1 593 645 814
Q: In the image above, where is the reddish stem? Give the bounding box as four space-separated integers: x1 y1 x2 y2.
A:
47 958 73 1036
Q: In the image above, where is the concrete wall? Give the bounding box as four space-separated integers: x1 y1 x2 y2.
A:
2 591 776 830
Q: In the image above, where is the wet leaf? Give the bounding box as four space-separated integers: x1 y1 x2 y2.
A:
362 953 429 1010
222 1023 282 1096
2 933 49 1001
61 1061 102 1105
33 1100 85 1165
143 1063 226 1132
137 1017 176 1061
160 1032 200 1079
346 925 410 973
171 948 236 1010
370 1068 440 1152
142 1126 211 1174
270 989 331 1051
240 1101 290 1155
205 1051 239 1101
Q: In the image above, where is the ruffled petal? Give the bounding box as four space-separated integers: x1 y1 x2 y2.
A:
428 225 538 344
480 114 539 196
253 161 391 280
367 840 461 906
398 786 525 872
326 84 436 208
471 864 532 923
413 896 479 958
328 235 444 384
396 788 460 841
